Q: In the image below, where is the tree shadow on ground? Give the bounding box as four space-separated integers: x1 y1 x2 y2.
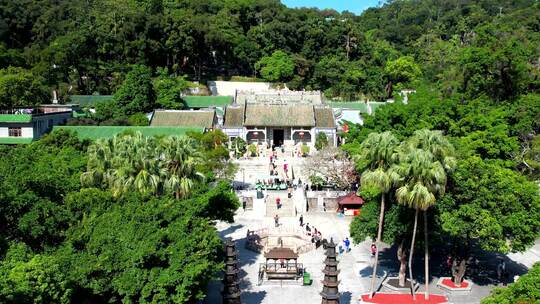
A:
365 243 530 288
241 290 267 304
357 246 397 278
219 224 244 239
234 236 261 268
340 291 352 304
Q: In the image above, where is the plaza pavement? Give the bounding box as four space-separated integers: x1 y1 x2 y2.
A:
204 206 540 304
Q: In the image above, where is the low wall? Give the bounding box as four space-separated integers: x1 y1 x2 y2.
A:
245 226 315 254
207 81 273 96
305 191 347 212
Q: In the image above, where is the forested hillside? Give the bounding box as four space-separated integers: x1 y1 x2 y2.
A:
1 0 539 100
1 1 540 302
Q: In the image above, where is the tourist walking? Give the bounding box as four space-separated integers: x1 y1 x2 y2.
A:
371 243 377 257
242 200 246 211
274 214 279 227
344 237 350 253
299 215 303 226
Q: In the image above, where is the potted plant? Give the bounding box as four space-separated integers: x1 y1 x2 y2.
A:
301 144 310 157
231 137 247 158
248 143 258 157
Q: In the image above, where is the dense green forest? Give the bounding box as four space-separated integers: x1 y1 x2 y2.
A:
0 129 239 303
1 0 539 101
2 0 540 302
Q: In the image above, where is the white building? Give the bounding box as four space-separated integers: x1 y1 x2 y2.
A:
0 105 73 144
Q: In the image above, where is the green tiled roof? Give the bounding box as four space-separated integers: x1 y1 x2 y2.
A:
182 96 233 108
0 114 32 123
69 95 113 106
0 137 33 144
328 102 369 113
53 126 203 140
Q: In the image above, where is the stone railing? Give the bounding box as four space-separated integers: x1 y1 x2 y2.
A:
245 226 316 254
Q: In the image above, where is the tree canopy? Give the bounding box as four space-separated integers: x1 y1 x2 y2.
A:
1 0 538 100
481 262 540 304
0 131 239 303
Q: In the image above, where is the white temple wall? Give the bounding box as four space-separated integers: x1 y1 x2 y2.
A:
207 81 273 96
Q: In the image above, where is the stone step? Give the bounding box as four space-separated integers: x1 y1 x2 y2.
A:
259 279 304 287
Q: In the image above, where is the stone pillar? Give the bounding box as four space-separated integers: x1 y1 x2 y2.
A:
222 241 241 304
321 240 340 304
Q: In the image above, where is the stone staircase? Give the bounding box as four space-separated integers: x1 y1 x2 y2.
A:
235 159 269 185
265 192 295 217
234 155 308 186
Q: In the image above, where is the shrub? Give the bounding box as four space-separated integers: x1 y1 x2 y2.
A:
231 137 247 158
248 144 257 157
481 262 540 304
315 132 328 150
301 144 310 156
127 113 149 126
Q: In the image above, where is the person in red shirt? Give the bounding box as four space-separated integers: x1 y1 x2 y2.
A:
371 243 377 257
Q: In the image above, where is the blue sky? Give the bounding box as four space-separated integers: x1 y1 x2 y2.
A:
281 0 380 14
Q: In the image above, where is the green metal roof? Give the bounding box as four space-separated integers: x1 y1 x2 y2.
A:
328 102 369 113
53 126 203 140
69 95 113 106
0 137 33 144
182 96 233 108
0 114 32 123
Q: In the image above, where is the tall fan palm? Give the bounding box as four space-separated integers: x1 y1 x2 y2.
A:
407 129 455 300
355 131 400 298
394 148 448 300
82 132 165 197
160 136 205 199
81 137 114 188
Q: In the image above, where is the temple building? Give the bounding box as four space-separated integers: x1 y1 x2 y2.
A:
150 109 217 131
222 90 337 147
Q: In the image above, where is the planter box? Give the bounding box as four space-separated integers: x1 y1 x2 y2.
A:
382 276 419 292
437 277 472 295
359 293 449 304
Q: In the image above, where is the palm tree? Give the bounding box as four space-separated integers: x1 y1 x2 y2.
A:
81 133 208 200
406 129 455 300
355 132 400 298
160 136 205 199
394 149 446 300
82 132 165 197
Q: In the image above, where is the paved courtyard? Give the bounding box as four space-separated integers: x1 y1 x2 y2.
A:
204 204 540 304
205 153 540 304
